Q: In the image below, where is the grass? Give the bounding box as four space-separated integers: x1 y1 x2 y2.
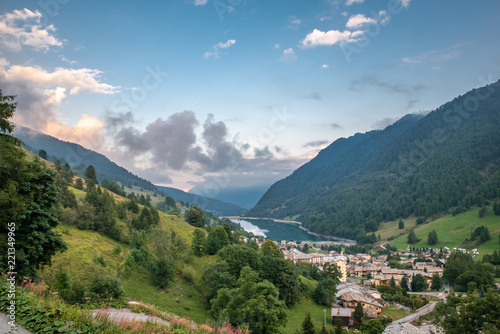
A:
384 206 500 253
384 305 411 321
284 297 334 334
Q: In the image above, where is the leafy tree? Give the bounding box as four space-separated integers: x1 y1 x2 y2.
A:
186 205 205 227
38 149 48 160
150 256 175 288
206 226 229 255
84 165 98 184
312 276 337 306
216 244 261 277
428 230 438 245
359 317 392 334
260 255 301 306
0 96 67 278
434 290 500 334
164 195 176 207
301 312 315 334
445 252 473 284
407 230 419 244
398 219 404 229
353 302 364 324
478 206 487 218
202 261 237 308
260 239 282 258
248 240 259 251
411 274 428 292
366 272 372 279
191 228 206 256
431 273 443 291
210 267 288 334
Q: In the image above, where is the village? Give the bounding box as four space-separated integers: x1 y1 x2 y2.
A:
275 240 450 333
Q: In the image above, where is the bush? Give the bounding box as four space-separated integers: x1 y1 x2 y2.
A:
150 257 175 289
88 271 124 300
181 265 196 283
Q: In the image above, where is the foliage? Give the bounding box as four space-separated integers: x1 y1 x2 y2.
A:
353 302 364 324
407 230 419 244
443 251 474 289
260 239 283 258
427 229 438 245
186 205 206 227
431 273 443 291
410 274 428 292
210 267 288 334
206 226 230 255
359 317 392 334
150 256 176 288
0 103 67 278
434 290 500 334
301 312 315 334
398 219 404 229
84 165 98 184
192 228 207 256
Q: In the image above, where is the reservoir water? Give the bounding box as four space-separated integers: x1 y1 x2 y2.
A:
231 218 333 242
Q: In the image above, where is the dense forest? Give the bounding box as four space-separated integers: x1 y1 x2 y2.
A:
248 80 500 241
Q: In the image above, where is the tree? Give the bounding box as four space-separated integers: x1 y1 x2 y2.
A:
38 149 48 160
206 226 229 255
84 165 98 184
210 267 288 334
494 201 500 216
353 302 364 324
260 239 282 258
359 317 392 334
390 276 396 289
334 318 343 334
407 230 419 244
398 219 405 229
428 230 438 245
444 251 473 288
400 276 409 291
185 206 205 227
411 274 428 292
301 312 315 334
0 92 67 278
191 228 206 256
478 206 487 218
74 178 84 190
312 276 337 306
431 273 443 291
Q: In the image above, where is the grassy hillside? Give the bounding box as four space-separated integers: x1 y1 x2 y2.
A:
384 205 500 253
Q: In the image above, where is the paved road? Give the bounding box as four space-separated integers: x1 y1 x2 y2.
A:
0 312 33 334
392 301 438 325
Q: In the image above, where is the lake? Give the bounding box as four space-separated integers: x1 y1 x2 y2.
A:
231 218 333 242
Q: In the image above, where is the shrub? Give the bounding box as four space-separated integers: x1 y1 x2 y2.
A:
150 256 175 289
88 271 124 300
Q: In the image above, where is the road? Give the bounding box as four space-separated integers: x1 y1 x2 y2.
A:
392 301 438 325
0 312 33 334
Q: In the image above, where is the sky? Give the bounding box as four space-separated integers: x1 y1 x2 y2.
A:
1 0 500 200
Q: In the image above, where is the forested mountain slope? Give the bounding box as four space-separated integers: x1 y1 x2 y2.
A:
14 125 158 191
248 80 500 240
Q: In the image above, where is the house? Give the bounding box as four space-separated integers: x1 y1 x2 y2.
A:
383 322 444 334
331 308 352 326
336 284 388 317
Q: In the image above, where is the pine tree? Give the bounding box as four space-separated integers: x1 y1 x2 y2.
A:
301 312 315 334
354 302 364 324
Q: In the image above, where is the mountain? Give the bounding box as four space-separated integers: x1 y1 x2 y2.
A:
188 185 269 210
247 80 500 241
14 126 159 192
156 185 247 216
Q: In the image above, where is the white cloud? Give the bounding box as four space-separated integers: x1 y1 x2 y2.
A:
346 0 364 5
274 43 280 49
194 0 208 5
321 64 330 68
204 39 236 59
288 15 301 29
59 55 78 65
0 57 9 67
300 29 361 48
341 11 348 17
279 48 297 63
0 8 63 51
399 0 411 8
401 42 468 64
346 14 377 29
379 10 389 25
3 65 119 95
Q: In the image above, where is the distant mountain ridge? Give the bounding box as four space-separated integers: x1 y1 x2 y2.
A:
156 186 247 216
14 125 159 192
248 80 500 241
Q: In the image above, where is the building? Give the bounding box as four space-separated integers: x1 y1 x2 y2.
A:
323 255 348 283
331 308 352 326
336 284 388 317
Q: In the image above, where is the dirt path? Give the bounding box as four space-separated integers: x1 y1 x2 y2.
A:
91 308 170 327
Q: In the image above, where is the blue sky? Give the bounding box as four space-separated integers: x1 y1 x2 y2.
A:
1 0 499 197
